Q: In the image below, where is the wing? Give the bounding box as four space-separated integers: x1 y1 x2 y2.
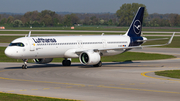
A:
136 38 168 42
98 32 175 51
75 32 175 54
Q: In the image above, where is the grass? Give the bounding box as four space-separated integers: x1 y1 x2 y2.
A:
3 26 128 31
0 27 179 100
0 47 175 63
0 31 122 34
155 70 180 79
0 30 179 35
0 36 21 43
101 52 175 62
2 26 180 32
0 92 78 101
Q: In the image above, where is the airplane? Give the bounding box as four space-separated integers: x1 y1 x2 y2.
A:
4 7 175 69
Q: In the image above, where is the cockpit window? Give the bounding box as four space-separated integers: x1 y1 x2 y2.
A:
9 43 25 47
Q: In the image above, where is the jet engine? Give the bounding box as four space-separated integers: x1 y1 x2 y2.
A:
34 58 53 64
79 51 100 65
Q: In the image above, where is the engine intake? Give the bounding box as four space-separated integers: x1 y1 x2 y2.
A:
79 51 100 65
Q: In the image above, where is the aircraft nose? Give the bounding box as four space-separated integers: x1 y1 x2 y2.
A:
4 48 13 57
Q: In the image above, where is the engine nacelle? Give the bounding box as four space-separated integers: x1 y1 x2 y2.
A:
34 58 53 64
79 51 100 65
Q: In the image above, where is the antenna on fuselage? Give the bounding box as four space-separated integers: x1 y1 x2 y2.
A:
101 33 104 36
28 31 31 37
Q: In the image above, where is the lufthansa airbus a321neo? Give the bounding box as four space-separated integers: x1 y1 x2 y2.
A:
5 7 175 69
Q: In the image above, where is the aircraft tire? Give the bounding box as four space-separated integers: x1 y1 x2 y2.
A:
22 65 27 69
24 65 27 69
67 60 71 66
62 60 65 66
22 65 24 69
62 60 71 66
93 61 102 67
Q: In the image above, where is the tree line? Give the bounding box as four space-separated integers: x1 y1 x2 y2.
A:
0 3 180 27
0 10 117 27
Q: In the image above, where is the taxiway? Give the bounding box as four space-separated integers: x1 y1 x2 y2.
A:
0 48 180 101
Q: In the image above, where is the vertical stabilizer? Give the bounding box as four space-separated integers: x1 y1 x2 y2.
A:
125 7 145 37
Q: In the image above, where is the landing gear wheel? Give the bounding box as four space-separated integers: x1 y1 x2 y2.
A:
22 59 28 69
93 61 102 67
24 65 27 69
62 60 71 66
62 60 65 66
22 65 27 69
22 65 24 69
66 60 71 66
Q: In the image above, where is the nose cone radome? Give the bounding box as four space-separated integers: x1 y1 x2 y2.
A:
5 48 10 57
4 47 14 58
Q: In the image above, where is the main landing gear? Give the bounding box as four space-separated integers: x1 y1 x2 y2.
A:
62 58 71 66
22 59 28 69
93 61 102 67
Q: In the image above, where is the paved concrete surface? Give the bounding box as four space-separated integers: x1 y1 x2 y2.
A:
0 48 180 101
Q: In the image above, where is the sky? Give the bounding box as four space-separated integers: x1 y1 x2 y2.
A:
0 0 180 14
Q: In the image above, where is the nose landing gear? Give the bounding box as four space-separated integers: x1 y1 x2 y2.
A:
22 59 28 69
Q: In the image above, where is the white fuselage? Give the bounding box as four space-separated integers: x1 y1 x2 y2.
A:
5 35 131 59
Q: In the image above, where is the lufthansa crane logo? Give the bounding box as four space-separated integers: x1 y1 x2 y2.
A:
133 20 141 34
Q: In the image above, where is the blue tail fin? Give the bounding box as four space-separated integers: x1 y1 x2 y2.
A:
125 7 145 37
